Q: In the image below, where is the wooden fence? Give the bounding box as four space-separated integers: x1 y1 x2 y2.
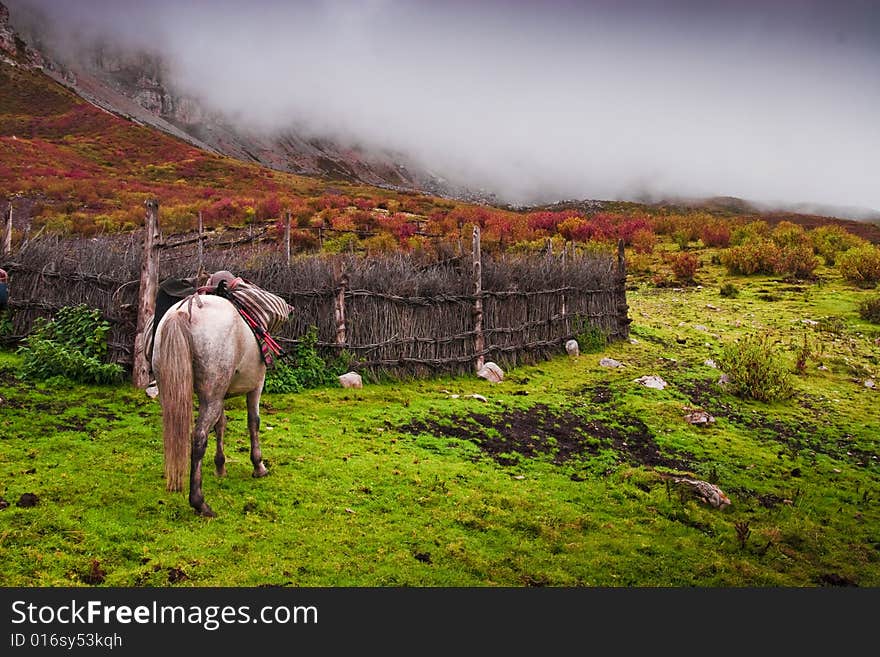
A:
0 200 630 382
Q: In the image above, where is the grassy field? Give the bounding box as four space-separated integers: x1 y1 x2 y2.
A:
1 253 878 587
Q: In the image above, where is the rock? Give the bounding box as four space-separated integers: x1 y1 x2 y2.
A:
718 373 731 386
338 372 363 389
694 325 708 332
817 365 829 371
634 375 667 390
668 477 731 509
599 357 622 368
865 379 876 389
684 410 715 425
704 359 717 369
467 394 488 402
565 339 580 357
706 303 720 311
145 383 159 399
477 362 504 383
629 338 639 344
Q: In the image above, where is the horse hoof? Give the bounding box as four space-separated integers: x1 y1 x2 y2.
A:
196 504 216 518
252 465 269 478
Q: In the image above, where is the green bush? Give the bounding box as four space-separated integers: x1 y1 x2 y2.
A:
16 304 123 384
838 244 880 288
263 326 348 393
859 296 880 324
719 282 739 298
718 334 793 402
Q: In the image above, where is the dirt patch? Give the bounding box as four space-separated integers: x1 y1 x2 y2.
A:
401 403 692 471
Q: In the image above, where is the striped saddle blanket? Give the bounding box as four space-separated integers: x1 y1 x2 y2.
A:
218 277 293 336
213 277 293 366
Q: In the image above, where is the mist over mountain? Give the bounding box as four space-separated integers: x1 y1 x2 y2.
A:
5 0 880 219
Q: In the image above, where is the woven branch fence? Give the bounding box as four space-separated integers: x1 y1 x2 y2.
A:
0 201 630 381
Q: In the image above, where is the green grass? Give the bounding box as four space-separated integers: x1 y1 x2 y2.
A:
1 255 878 587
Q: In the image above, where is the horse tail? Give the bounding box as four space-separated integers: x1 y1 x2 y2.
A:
156 312 193 492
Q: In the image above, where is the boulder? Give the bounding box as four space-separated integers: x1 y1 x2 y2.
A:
477 362 504 383
634 375 667 390
599 357 622 368
338 371 363 389
565 339 580 357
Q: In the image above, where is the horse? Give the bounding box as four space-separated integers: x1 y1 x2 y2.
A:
151 293 268 517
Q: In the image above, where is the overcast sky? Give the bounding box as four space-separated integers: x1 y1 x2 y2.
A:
8 0 880 212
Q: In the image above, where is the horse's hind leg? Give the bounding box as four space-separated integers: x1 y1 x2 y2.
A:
214 410 227 477
247 388 268 478
190 398 224 517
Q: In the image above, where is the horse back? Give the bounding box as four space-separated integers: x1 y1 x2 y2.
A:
157 294 265 398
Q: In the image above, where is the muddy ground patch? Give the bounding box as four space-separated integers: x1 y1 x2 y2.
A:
400 403 692 471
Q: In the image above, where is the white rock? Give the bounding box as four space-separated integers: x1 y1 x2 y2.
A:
684 410 716 425
467 394 488 402
704 359 717 369
477 362 504 383
145 384 159 399
338 371 363 389
694 325 708 332
599 357 622 368
565 339 580 357
865 379 876 389
634 375 667 390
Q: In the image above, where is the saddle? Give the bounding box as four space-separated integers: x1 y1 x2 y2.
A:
145 275 293 368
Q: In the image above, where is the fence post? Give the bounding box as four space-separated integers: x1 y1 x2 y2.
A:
616 238 630 339
284 211 291 265
3 198 12 257
132 199 161 389
335 272 348 347
197 211 204 273
472 225 484 372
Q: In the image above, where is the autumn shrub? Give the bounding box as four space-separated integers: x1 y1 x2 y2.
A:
630 229 657 255
700 221 731 248
667 252 700 282
774 243 819 279
626 251 654 274
811 224 866 266
771 221 810 249
838 244 880 287
731 220 770 246
363 233 398 255
718 334 793 402
721 240 780 275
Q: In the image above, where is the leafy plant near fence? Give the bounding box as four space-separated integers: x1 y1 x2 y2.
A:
16 304 123 384
263 326 348 393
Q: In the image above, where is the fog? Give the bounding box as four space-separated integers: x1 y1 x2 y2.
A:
7 0 880 212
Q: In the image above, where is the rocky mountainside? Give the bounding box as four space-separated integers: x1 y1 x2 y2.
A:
0 1 476 198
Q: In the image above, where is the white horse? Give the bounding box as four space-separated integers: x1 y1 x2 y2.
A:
152 294 268 517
